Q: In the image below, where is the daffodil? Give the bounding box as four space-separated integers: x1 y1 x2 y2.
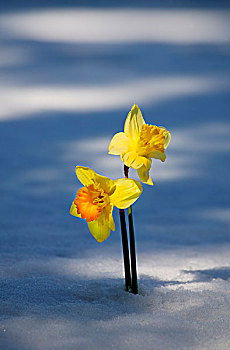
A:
109 103 171 185
70 166 142 243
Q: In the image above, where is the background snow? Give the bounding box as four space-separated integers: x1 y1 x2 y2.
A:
0 0 230 349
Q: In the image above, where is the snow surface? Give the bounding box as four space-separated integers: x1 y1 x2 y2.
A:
1 1 230 349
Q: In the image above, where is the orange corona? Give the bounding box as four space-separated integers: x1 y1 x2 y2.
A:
74 184 108 222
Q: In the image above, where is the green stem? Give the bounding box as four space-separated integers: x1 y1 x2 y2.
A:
119 209 131 291
128 206 138 294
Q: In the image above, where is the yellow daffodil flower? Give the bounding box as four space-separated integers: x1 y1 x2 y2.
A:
70 166 142 243
108 103 171 185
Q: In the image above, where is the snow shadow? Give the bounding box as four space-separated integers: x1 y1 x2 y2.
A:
1 272 230 350
183 267 230 282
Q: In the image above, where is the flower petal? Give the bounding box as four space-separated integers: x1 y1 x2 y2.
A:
109 205 115 231
137 159 154 186
110 178 142 209
124 104 145 141
121 151 142 169
159 126 171 149
69 200 82 218
108 132 130 155
94 174 116 196
75 166 116 195
87 205 114 243
147 150 166 162
75 166 97 186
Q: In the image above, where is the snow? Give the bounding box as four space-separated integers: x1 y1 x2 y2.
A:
1 1 230 349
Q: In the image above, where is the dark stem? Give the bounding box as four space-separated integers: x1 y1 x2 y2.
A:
128 206 138 294
123 165 138 294
119 209 131 291
124 165 129 178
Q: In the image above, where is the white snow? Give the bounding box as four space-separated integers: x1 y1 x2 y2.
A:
1 1 230 349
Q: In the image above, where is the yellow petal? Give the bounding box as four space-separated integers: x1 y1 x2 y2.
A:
139 155 152 169
121 151 150 170
110 178 142 209
109 206 115 232
108 132 130 155
147 150 166 162
159 126 171 149
124 103 146 141
94 173 116 196
75 166 116 195
69 200 82 218
137 160 154 186
75 166 97 186
87 205 114 243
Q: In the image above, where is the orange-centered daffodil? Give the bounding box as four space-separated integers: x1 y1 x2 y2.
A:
108 103 171 185
70 166 142 243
